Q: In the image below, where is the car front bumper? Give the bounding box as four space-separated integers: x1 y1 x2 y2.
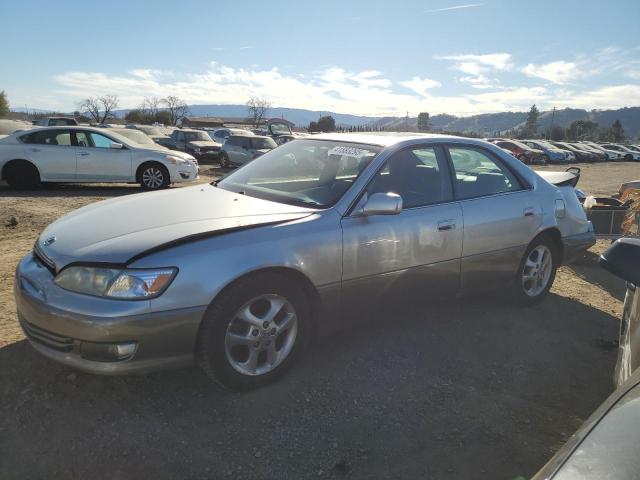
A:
14 253 205 375
563 224 596 263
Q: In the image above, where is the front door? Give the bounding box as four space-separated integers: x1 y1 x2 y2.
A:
75 131 132 181
446 145 542 291
341 145 463 320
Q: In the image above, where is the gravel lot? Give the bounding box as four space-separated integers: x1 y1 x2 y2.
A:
0 162 633 479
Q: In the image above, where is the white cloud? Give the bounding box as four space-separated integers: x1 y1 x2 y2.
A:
399 76 441 96
554 84 640 110
424 3 484 13
437 53 512 88
522 61 579 84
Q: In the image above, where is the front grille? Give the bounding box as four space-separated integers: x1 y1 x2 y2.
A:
21 320 74 352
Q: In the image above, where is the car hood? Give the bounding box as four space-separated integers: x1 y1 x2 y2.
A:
36 185 315 270
188 140 221 148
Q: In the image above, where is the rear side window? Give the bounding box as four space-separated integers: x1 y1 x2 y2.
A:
448 146 522 200
20 130 72 146
251 137 276 149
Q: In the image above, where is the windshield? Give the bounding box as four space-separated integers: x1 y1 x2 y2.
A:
217 139 382 208
252 137 277 149
113 129 156 145
185 131 211 142
270 122 292 135
138 126 164 136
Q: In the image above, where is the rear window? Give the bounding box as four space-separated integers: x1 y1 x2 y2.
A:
20 130 72 146
251 137 277 149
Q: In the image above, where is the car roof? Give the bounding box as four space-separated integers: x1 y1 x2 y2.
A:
230 133 269 139
309 132 475 147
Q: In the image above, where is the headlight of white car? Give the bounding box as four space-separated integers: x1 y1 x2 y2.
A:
165 154 188 165
54 266 177 299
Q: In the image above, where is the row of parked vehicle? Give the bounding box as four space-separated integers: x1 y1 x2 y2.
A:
488 137 640 164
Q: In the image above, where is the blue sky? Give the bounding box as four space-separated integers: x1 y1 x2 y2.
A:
2 0 639 116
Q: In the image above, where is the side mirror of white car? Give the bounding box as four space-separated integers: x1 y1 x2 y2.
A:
110 142 124 149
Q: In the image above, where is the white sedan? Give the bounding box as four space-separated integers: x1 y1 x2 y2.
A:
0 126 199 189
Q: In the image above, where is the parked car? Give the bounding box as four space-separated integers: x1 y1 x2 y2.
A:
532 366 640 480
572 142 607 162
0 126 198 189
218 134 277 167
551 142 598 162
130 125 173 148
489 139 546 164
110 128 172 152
601 144 640 161
600 238 640 387
14 134 595 390
523 139 574 163
208 128 254 144
579 141 624 161
169 129 221 160
34 116 78 127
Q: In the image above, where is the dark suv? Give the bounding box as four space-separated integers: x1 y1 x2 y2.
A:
169 129 221 160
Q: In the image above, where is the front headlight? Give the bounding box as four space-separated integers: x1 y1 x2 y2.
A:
165 154 187 165
54 266 177 299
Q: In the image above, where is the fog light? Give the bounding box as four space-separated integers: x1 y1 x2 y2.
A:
81 341 137 362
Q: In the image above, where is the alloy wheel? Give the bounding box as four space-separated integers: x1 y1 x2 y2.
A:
522 245 553 297
224 294 298 376
142 167 164 189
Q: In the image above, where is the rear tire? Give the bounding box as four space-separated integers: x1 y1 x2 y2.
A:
196 273 311 391
513 235 559 305
4 161 40 189
138 163 170 190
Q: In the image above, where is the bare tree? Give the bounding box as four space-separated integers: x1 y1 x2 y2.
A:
162 96 190 125
246 97 271 127
140 96 161 120
78 95 120 123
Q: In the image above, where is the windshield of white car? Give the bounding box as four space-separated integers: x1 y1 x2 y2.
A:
217 139 382 208
185 132 211 142
138 126 164 136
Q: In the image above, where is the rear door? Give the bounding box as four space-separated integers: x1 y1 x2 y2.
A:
75 131 132 181
19 129 76 180
445 145 541 291
230 137 252 165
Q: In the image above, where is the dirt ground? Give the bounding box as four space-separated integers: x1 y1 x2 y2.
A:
0 162 635 479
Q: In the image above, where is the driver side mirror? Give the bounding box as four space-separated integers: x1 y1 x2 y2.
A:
355 192 403 217
110 142 124 149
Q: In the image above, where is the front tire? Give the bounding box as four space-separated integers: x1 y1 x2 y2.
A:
196 273 311 391
513 236 558 305
4 160 41 189
139 163 169 190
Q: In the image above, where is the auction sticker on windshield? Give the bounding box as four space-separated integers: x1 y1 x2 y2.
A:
328 146 369 158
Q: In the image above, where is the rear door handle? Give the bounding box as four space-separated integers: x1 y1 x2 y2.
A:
78 151 90 156
437 220 456 231
524 207 535 217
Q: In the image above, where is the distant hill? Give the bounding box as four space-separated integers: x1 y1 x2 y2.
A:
15 103 640 138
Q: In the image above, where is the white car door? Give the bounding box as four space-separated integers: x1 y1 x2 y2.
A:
75 131 133 181
20 129 77 181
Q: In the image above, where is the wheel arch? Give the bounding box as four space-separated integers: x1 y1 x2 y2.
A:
531 227 563 265
135 160 169 183
1 158 41 181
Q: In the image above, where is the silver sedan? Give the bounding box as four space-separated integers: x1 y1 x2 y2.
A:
15 133 595 390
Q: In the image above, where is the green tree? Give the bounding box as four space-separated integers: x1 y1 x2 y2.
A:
154 110 172 126
317 115 336 132
0 90 9 118
523 104 540 137
548 125 566 141
308 121 319 132
417 112 431 131
125 109 147 124
611 119 625 142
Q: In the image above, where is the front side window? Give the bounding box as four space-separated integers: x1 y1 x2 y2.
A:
448 146 522 200
367 147 451 208
20 129 71 146
75 132 90 147
89 132 115 148
218 139 381 208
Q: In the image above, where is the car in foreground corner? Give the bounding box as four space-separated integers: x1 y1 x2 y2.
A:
0 126 198 189
14 133 595 390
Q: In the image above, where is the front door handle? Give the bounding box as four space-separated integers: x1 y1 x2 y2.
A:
437 220 456 231
523 207 535 217
78 151 90 156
